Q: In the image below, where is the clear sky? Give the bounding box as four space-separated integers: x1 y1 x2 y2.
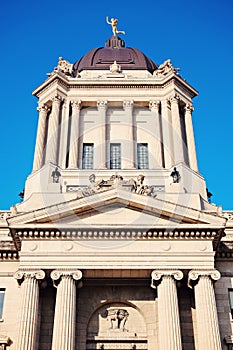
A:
0 0 232 210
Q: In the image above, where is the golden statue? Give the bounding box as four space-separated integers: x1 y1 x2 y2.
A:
106 16 125 36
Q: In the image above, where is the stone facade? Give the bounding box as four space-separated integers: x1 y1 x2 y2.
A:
0 34 233 350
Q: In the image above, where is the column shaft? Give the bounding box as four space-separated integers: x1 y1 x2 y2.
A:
45 95 62 164
151 270 183 350
123 100 135 169
161 99 173 168
14 270 45 350
32 104 48 171
184 104 198 171
68 100 81 168
51 270 82 350
59 100 70 168
149 101 163 168
189 271 221 350
52 276 76 350
170 96 184 164
97 101 107 169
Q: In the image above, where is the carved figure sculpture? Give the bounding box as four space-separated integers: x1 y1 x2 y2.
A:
170 167 181 183
106 17 125 36
153 59 180 78
51 167 61 183
107 308 129 331
129 174 157 198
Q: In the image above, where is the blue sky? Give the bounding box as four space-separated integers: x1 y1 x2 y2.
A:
0 0 232 210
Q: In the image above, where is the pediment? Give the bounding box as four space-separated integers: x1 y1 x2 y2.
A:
8 188 226 229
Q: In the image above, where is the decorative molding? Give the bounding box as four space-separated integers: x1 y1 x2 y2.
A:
15 228 219 241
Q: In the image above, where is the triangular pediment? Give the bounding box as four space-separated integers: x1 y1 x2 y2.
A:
8 188 226 229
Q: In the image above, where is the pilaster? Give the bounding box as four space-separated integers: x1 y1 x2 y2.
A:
97 100 108 169
161 99 173 168
188 269 221 350
151 270 183 350
149 100 163 168
123 100 135 169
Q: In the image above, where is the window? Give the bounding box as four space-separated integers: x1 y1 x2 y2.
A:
137 143 149 169
110 143 121 169
0 289 5 320
82 144 94 169
229 290 233 318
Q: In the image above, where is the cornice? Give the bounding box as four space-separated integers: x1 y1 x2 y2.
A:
32 71 198 98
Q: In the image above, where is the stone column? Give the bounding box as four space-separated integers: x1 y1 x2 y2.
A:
32 104 49 171
188 269 221 350
59 100 70 168
170 95 184 164
184 104 198 171
68 100 81 168
161 99 173 168
51 270 82 350
149 101 163 168
97 100 108 169
14 269 45 350
151 270 183 350
123 100 135 169
45 94 62 165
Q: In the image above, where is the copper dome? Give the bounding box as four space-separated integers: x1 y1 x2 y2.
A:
73 36 158 74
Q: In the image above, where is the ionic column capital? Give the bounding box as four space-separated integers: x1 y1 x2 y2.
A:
184 103 194 113
151 269 183 288
51 269 82 282
97 100 108 110
149 100 160 111
52 94 62 104
37 103 49 114
169 94 180 104
14 269 45 284
188 269 221 287
123 100 134 110
71 99 82 110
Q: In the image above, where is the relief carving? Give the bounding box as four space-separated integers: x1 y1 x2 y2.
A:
102 308 129 331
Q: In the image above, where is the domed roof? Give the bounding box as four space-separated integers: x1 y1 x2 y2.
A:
73 36 158 74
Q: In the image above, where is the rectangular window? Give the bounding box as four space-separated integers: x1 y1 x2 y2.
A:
0 289 5 320
137 143 149 169
82 144 94 169
229 290 233 318
110 143 121 169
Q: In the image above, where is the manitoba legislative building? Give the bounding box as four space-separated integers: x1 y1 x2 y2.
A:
1 28 233 350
